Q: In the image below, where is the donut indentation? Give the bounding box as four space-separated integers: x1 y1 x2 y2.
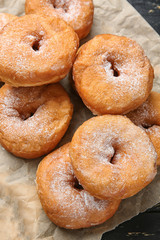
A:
32 36 43 51
142 124 153 129
51 0 69 13
73 177 83 191
107 57 119 77
110 150 116 164
21 112 35 121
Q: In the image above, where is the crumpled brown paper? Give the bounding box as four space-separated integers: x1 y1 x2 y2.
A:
0 0 160 240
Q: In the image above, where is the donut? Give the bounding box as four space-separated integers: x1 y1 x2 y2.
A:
0 13 18 84
36 143 121 229
0 83 73 159
0 13 18 32
73 34 154 115
0 14 79 87
127 91 160 166
25 0 94 40
70 115 157 200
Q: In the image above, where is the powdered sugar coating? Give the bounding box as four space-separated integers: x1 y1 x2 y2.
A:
0 84 73 159
127 91 160 165
36 143 121 229
127 92 160 127
0 13 17 32
70 115 157 199
73 34 154 115
25 0 94 39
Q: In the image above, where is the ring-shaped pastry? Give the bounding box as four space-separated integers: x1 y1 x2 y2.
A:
0 14 79 87
0 83 73 159
73 34 154 115
36 143 121 229
70 115 157 199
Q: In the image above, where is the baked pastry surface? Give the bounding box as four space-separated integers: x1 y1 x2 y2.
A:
73 34 154 115
70 115 157 199
127 91 160 165
0 14 79 87
0 83 73 159
25 0 94 39
36 143 121 229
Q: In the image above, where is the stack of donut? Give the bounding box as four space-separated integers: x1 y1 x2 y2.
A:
0 0 159 231
37 115 157 229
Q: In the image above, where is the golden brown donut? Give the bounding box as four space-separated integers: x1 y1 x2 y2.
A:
0 13 18 84
25 0 94 40
0 14 79 87
0 84 73 159
36 143 121 229
0 13 18 32
73 34 154 115
70 115 157 200
127 91 160 166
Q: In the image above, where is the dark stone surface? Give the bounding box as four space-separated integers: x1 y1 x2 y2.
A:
128 0 160 34
102 204 160 239
102 1 160 239
102 212 160 239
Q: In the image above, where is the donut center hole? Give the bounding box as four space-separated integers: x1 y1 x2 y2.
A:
112 68 119 77
74 178 83 191
51 0 68 12
109 150 116 164
142 123 153 129
32 39 41 51
107 57 120 77
21 112 35 121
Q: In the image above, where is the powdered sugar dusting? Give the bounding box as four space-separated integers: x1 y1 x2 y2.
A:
0 84 72 157
74 35 153 114
49 0 88 26
37 144 120 229
70 115 157 199
102 52 145 98
50 156 109 218
26 0 93 39
126 93 160 165
0 13 17 32
126 93 158 128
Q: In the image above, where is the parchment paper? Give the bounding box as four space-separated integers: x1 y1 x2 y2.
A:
0 0 160 240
